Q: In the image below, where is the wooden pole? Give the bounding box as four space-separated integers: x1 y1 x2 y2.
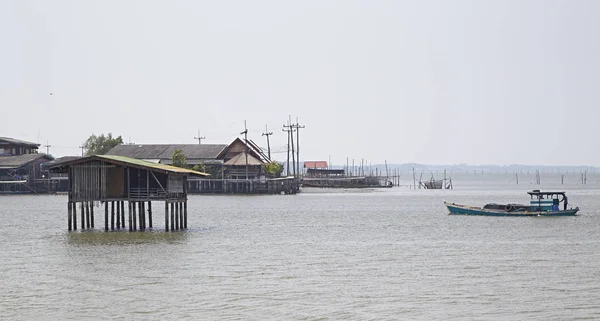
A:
90 202 94 228
121 201 125 228
184 201 188 229
165 201 169 231
132 202 137 231
148 201 153 228
175 201 180 230
73 202 77 231
85 202 90 229
111 201 115 230
170 203 175 231
68 202 72 231
128 201 133 232
179 202 183 230
104 201 109 231
116 201 121 229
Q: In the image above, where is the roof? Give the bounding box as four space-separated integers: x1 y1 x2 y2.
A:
0 137 40 147
224 151 264 166
304 161 328 169
48 154 210 177
0 154 54 169
105 144 228 160
42 156 82 166
527 190 566 195
216 138 269 162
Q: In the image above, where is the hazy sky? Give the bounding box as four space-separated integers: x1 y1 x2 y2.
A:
1 0 599 166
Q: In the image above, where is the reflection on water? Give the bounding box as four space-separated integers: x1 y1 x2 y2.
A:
66 230 189 246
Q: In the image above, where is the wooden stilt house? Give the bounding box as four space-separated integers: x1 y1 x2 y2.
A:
48 155 209 232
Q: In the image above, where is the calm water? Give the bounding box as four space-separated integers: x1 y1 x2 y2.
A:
1 173 600 320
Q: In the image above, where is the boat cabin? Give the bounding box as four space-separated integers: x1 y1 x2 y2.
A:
527 190 568 211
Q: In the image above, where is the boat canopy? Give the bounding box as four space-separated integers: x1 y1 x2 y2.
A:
527 190 566 196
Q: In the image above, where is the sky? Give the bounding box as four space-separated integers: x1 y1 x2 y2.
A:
1 0 599 166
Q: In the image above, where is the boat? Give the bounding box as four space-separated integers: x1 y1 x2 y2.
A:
444 190 579 216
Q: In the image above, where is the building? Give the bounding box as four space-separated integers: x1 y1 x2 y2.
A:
0 137 40 156
0 137 54 193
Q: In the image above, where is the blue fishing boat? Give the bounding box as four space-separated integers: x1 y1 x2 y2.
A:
444 190 579 216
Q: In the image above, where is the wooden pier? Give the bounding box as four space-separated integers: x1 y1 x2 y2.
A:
188 177 300 194
49 155 209 232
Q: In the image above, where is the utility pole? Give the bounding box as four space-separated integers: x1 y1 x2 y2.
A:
79 144 85 156
262 125 273 161
44 140 51 155
292 118 305 177
194 130 205 145
240 121 248 180
289 116 296 178
282 122 292 176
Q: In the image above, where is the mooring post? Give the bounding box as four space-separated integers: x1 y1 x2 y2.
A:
111 201 115 230
165 201 169 231
90 202 94 228
104 201 109 231
170 203 175 231
184 201 188 229
148 201 153 228
68 202 73 231
72 202 77 231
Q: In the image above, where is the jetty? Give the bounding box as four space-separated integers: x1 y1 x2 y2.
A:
49 155 209 232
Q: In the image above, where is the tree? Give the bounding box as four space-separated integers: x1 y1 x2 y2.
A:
83 133 123 156
172 149 187 168
264 161 284 177
192 163 206 172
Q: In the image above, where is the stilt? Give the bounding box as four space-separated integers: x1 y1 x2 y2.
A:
148 201 153 228
175 202 180 230
138 202 143 230
116 201 120 229
120 201 125 228
73 202 77 231
165 201 169 232
184 201 188 229
128 201 133 232
90 202 94 228
132 202 137 231
170 203 175 231
68 202 73 231
80 202 85 230
179 202 183 230
104 202 109 231
111 201 115 230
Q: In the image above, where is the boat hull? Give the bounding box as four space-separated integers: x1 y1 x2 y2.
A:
445 202 579 217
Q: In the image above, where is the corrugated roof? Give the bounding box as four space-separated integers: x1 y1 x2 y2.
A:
105 144 227 160
304 161 328 169
0 154 53 169
224 151 264 166
0 137 40 147
48 154 210 176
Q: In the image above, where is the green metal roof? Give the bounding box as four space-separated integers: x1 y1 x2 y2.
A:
95 155 210 176
48 154 210 177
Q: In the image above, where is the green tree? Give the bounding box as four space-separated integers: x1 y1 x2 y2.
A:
192 163 206 172
172 149 187 168
83 133 123 156
264 161 284 177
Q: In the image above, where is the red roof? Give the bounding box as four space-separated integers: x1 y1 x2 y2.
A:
304 161 328 169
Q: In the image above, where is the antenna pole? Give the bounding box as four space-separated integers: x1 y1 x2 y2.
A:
240 121 249 179
44 140 51 155
194 130 205 144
